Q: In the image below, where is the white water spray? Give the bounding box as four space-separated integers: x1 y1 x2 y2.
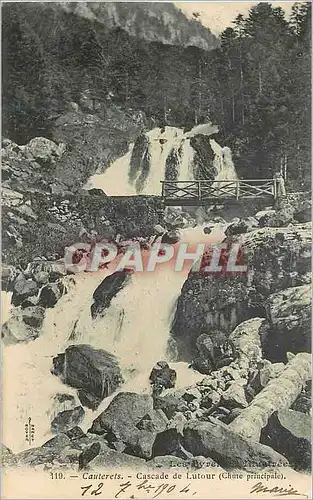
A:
2 225 225 453
86 124 237 196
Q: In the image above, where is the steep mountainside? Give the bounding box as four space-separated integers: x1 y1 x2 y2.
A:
61 2 219 50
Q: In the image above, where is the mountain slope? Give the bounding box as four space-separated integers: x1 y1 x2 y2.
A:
60 2 219 50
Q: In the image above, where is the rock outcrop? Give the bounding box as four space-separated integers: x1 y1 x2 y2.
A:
52 345 122 409
172 224 311 359
149 361 177 395
91 271 132 319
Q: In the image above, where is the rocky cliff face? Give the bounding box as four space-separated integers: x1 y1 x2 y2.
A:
60 2 219 50
172 223 312 360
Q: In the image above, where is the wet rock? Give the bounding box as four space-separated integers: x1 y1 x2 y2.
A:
39 282 64 308
149 361 176 395
91 271 132 319
52 345 122 409
33 271 50 285
70 433 109 452
192 333 236 374
52 393 77 418
12 276 38 306
183 421 288 469
154 224 166 235
167 412 187 434
89 392 168 460
254 209 276 221
264 285 311 361
161 229 180 244
51 406 85 433
136 412 168 433
261 410 311 471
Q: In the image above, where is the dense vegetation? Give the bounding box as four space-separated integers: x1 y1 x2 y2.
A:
2 2 311 188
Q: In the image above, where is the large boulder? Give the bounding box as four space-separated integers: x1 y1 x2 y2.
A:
161 229 180 244
264 285 311 361
52 345 122 409
89 392 168 460
261 410 311 471
183 420 288 469
172 224 311 358
91 271 132 319
39 282 65 308
149 361 176 395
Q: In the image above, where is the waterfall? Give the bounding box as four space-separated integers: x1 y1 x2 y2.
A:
2 224 226 453
86 124 237 196
210 139 238 181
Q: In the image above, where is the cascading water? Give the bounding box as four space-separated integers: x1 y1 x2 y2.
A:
2 224 226 453
3 121 238 455
86 123 237 196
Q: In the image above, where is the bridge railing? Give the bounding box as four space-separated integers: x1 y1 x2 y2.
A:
161 178 283 203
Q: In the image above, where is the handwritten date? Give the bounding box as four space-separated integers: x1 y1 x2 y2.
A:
81 480 197 498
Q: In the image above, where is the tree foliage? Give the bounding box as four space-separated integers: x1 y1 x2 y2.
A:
2 2 311 188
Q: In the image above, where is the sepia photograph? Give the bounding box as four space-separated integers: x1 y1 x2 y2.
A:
1 1 312 498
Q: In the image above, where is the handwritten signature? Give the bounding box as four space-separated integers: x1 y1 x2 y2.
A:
250 482 308 498
81 480 197 498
